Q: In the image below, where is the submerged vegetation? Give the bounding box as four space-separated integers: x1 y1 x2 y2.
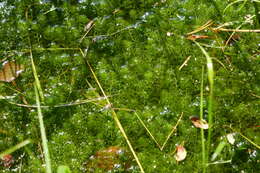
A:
0 0 259 172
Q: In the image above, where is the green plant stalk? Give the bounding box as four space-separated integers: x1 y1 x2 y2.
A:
26 6 44 103
0 139 31 159
207 71 214 161
228 126 260 149
195 41 214 168
253 1 260 27
29 48 45 102
34 84 52 173
207 159 231 165
200 66 206 173
57 165 71 173
211 141 226 161
80 49 144 173
25 8 43 103
238 132 260 149
0 47 80 54
223 0 245 13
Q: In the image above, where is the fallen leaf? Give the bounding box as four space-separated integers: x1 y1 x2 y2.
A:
186 35 209 41
86 146 133 172
226 133 236 145
112 9 120 14
166 32 173 36
174 145 187 162
84 20 94 31
0 61 24 82
190 116 209 129
102 103 113 111
1 154 14 167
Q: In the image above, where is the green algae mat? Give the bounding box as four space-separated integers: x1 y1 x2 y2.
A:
0 0 259 172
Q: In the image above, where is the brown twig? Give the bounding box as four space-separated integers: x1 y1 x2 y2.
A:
212 28 260 33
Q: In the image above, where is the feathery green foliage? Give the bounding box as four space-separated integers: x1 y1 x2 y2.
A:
0 0 259 172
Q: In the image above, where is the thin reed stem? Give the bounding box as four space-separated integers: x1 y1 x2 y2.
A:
195 42 214 171
200 66 206 173
28 38 45 102
0 139 31 159
34 84 52 173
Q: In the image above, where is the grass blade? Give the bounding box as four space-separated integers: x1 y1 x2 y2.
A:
57 165 71 173
223 0 245 13
228 126 260 149
28 38 45 102
200 66 206 172
34 84 52 173
211 141 227 161
0 139 31 159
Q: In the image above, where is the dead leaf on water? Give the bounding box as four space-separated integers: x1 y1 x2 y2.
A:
84 20 94 31
190 116 209 129
174 145 187 162
186 34 210 41
1 154 14 168
85 146 134 172
226 133 236 145
0 61 24 82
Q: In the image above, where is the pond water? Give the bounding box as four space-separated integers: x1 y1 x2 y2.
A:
0 0 259 172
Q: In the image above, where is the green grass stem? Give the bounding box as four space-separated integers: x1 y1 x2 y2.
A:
195 41 214 169
223 0 247 13
200 66 206 173
0 139 31 159
29 48 45 102
211 141 227 161
228 126 260 149
253 1 260 26
34 84 52 173
237 132 260 149
57 165 71 173
27 35 45 102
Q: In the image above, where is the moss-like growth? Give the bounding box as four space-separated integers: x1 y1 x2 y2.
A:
0 0 259 172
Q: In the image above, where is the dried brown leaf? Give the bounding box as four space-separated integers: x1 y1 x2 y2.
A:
190 116 209 129
226 133 236 145
174 145 187 162
1 154 14 167
0 61 24 82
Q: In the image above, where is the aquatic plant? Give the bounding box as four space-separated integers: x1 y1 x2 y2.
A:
0 0 259 172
